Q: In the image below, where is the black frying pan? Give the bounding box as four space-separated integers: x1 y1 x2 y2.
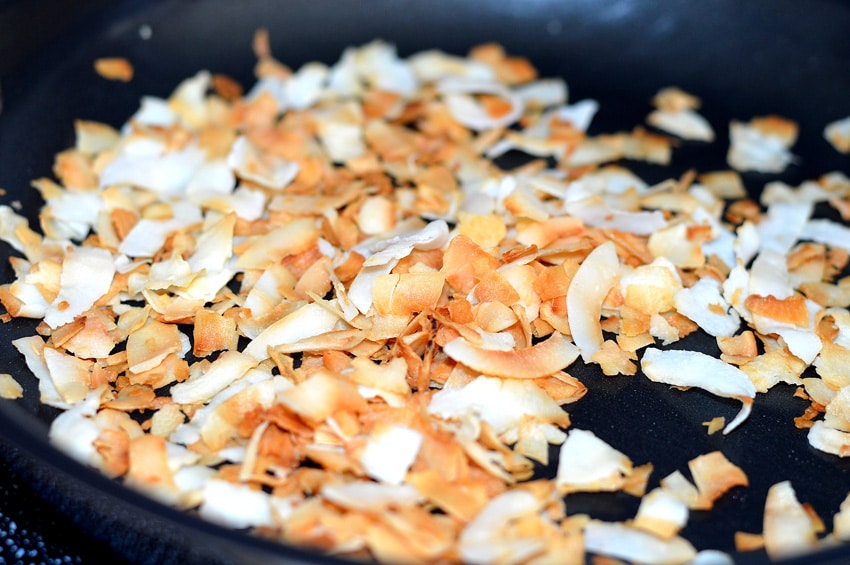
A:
1 1 850 563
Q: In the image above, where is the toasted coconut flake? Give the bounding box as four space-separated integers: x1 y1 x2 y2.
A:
126 319 183 374
43 347 92 405
0 373 24 400
688 451 748 510
94 57 134 81
443 331 579 379
641 348 756 434
824 116 850 154
278 371 366 425
763 481 819 560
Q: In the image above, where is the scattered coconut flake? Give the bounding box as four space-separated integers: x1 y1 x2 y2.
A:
94 57 134 82
763 481 820 560
824 116 850 154
198 479 274 528
641 348 756 434
584 520 697 564
0 373 23 399
727 117 797 173
556 429 633 493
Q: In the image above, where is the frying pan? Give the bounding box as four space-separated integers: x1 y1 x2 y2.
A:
1 0 850 563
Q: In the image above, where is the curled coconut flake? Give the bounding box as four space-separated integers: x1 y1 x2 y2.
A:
227 136 299 190
439 78 524 131
244 302 342 361
567 241 621 362
170 351 258 405
641 348 756 434
807 421 850 457
442 331 579 379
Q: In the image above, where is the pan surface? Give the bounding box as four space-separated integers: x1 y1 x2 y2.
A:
1 1 850 563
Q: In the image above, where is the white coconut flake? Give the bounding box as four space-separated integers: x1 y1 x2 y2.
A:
439 78 524 131
459 490 545 565
556 429 631 491
244 302 342 361
429 376 569 436
564 196 666 235
567 241 620 362
407 49 494 83
47 387 104 467
807 421 850 457
674 277 741 337
42 191 103 241
100 145 206 196
584 520 698 565
132 96 178 127
170 351 258 405
727 120 796 173
556 99 600 132
641 348 756 434
757 201 812 256
321 480 422 512
44 246 115 329
514 78 568 108
198 479 274 529
800 219 850 253
358 424 422 485
763 481 819 560
227 136 299 190
648 108 715 142
284 62 329 110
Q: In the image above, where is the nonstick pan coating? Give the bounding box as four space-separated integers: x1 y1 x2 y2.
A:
1 1 850 563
